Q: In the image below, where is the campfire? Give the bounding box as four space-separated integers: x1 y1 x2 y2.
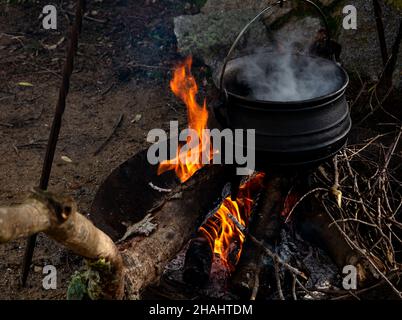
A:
0 0 401 302
156 56 263 276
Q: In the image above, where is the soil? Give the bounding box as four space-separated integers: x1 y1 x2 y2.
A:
1 0 400 300
0 0 197 299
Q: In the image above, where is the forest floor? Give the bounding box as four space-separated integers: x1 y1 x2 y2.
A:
0 0 401 300
0 0 195 299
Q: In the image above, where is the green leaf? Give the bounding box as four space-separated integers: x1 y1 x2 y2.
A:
67 272 88 300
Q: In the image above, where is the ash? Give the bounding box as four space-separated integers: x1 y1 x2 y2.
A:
274 229 342 299
163 245 238 299
162 227 342 300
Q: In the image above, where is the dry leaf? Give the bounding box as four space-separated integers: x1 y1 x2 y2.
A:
61 155 73 163
41 37 65 50
17 82 33 87
131 114 142 123
330 186 342 208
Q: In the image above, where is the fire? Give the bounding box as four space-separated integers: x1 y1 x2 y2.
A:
159 56 264 270
199 173 265 270
157 56 211 182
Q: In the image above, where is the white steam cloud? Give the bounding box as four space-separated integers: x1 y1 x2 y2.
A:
231 31 343 102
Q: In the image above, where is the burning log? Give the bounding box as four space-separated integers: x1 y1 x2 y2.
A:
183 236 213 287
231 176 285 298
182 173 266 289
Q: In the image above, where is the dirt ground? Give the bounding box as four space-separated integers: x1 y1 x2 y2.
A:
0 0 195 299
1 0 401 300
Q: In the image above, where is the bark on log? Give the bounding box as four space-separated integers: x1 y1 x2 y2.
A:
119 164 230 299
0 165 230 299
231 176 284 298
296 196 380 287
0 189 124 299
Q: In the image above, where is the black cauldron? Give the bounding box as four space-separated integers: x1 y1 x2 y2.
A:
213 0 351 171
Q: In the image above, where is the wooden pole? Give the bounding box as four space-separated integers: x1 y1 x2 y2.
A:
21 0 86 285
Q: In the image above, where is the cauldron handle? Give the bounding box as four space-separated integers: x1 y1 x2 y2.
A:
218 0 333 96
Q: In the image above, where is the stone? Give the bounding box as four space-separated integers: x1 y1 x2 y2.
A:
174 0 401 87
174 0 295 74
337 0 402 84
274 16 322 48
174 10 270 70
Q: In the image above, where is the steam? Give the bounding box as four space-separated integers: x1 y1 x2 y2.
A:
232 31 343 102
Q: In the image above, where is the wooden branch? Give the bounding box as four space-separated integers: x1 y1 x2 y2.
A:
231 176 284 297
0 189 124 299
373 0 388 66
0 165 230 299
119 165 230 299
296 196 378 288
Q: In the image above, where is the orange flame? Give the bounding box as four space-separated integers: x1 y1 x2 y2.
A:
159 57 265 269
157 56 210 182
199 173 265 269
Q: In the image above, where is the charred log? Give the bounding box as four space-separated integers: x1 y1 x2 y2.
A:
231 176 285 298
183 236 213 287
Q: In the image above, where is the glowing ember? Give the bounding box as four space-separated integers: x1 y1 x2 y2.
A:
199 173 265 270
157 56 211 182
281 191 299 222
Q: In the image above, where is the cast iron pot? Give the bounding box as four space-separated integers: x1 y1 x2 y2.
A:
213 0 351 171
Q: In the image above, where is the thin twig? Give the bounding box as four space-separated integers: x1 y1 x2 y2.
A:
93 114 124 156
250 255 262 301
285 188 327 223
249 235 307 280
274 260 285 300
0 122 13 128
291 275 297 300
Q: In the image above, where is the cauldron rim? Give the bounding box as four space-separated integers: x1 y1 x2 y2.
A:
221 52 350 109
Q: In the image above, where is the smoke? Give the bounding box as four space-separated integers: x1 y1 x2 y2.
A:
232 30 343 102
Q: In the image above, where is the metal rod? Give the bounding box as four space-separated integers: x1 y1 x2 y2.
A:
21 0 86 286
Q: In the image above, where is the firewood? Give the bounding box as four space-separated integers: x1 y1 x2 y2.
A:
295 196 381 288
231 176 284 298
0 189 124 299
0 165 230 299
183 236 213 287
118 164 230 299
